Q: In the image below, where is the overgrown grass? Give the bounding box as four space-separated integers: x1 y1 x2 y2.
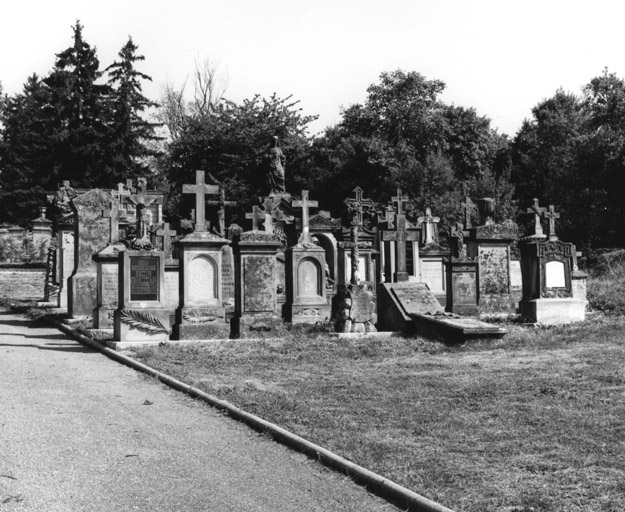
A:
130 317 625 512
587 249 625 314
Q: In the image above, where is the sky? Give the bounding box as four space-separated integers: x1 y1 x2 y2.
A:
2 0 625 138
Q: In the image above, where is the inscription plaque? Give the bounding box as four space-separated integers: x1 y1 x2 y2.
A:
510 260 522 288
187 255 215 303
298 259 320 297
478 245 509 295
130 256 159 301
452 271 477 305
391 283 443 316
244 255 275 312
420 259 444 292
545 260 565 288
101 263 118 307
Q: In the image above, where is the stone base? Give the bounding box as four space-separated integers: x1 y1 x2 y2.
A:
287 303 332 324
114 307 171 342
519 298 587 324
231 315 284 338
172 321 231 340
93 307 115 329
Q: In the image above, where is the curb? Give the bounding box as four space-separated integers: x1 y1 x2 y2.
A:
52 319 456 512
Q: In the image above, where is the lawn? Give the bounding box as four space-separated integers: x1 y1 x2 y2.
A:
129 314 625 512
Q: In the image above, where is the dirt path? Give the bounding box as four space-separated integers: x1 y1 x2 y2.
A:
0 310 393 512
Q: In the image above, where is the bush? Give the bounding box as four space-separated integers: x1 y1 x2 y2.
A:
587 249 625 313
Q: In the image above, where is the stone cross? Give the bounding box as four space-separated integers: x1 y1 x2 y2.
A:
391 188 409 216
461 196 477 229
292 190 318 245
155 222 176 260
418 207 440 246
102 199 120 244
381 214 419 282
344 187 374 284
182 170 219 232
544 204 560 241
206 188 237 237
527 198 547 237
245 205 265 231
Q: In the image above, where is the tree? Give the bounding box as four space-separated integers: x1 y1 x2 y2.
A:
105 36 160 181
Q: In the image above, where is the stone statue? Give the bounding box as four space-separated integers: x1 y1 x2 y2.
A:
265 135 286 194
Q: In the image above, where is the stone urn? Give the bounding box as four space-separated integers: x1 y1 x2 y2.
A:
478 197 495 225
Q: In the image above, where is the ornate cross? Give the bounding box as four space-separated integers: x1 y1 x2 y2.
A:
391 188 409 216
292 190 318 245
127 178 162 239
102 199 120 244
344 187 374 284
182 170 219 232
544 204 560 240
381 211 419 282
245 205 265 231
527 198 547 237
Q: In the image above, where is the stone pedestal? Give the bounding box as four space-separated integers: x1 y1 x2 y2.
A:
93 242 126 329
444 259 479 316
114 250 170 342
231 230 282 338
519 298 586 324
173 231 231 340
285 243 331 324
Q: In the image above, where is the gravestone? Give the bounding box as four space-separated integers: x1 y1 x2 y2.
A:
113 250 170 343
68 189 114 318
519 203 587 324
377 281 506 342
93 242 126 329
57 219 75 308
232 229 282 337
285 191 331 324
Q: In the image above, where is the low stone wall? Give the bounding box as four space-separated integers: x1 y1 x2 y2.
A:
0 263 46 300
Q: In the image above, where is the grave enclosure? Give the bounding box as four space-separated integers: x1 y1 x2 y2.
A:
10 148 588 345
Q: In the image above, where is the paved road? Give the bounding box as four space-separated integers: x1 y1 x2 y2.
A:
0 310 393 512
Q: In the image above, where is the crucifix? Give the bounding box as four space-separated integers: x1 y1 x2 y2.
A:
382 188 419 282
102 199 120 244
391 188 409 216
544 204 560 241
182 170 219 232
417 207 440 246
245 205 265 231
206 173 237 237
127 178 161 239
527 198 547 237
292 190 318 245
344 187 374 285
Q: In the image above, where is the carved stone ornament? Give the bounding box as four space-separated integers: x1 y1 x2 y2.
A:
182 309 221 323
119 309 170 334
240 230 281 243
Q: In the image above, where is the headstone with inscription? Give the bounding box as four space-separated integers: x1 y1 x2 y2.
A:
113 250 170 343
285 191 332 324
93 242 126 329
68 189 115 318
519 202 587 324
56 216 75 308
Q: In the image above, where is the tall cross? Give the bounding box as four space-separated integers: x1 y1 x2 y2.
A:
527 198 547 237
182 170 219 232
391 188 409 216
245 205 265 231
102 199 120 243
381 214 419 282
155 222 177 260
127 178 161 239
417 207 440 246
461 196 477 229
544 204 560 240
292 190 318 245
344 187 374 284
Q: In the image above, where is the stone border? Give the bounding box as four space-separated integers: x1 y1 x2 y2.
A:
51 319 456 512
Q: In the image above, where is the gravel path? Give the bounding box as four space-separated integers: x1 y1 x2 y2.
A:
0 310 394 512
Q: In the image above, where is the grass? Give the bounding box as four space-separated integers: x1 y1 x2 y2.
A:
129 316 625 512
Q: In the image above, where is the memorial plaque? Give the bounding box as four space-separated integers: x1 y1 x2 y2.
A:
420 259 444 292
478 245 509 295
130 256 159 301
187 255 216 303
452 271 477 305
349 287 375 323
62 232 75 281
243 255 275 312
100 263 118 307
221 245 235 304
298 259 320 297
545 260 565 288
391 282 443 316
164 269 179 311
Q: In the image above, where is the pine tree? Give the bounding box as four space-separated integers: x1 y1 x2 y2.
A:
105 37 160 181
